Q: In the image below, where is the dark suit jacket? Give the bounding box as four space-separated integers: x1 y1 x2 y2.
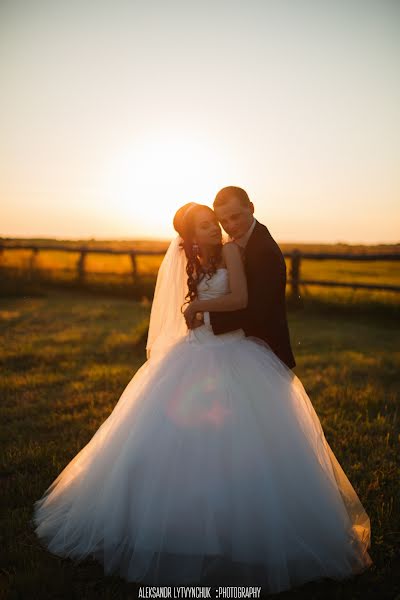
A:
209 219 296 370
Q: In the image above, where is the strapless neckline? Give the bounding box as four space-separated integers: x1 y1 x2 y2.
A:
200 267 227 272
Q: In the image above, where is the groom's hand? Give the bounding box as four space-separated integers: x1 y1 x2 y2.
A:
184 308 204 329
188 317 204 330
185 313 203 329
183 303 203 329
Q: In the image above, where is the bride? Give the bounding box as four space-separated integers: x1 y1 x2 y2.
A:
32 202 373 594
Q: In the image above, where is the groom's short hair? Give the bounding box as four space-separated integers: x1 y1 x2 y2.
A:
213 186 252 209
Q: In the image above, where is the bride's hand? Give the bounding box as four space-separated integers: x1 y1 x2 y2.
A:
183 301 199 328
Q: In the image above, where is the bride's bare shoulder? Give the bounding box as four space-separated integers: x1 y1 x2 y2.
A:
218 242 243 271
215 242 241 269
222 241 241 256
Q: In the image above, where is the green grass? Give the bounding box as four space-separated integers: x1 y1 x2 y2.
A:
0 289 399 599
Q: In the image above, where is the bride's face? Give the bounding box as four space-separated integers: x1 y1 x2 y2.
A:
193 207 222 248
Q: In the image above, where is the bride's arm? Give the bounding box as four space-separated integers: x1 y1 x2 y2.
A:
188 242 248 313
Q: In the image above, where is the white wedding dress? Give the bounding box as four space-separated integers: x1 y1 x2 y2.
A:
32 267 372 593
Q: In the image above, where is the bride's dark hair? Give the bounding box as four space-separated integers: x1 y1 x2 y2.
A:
173 202 222 307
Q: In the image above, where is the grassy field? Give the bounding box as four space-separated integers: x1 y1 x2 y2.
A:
1 286 399 599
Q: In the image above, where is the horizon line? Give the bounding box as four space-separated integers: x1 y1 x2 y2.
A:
1 234 399 246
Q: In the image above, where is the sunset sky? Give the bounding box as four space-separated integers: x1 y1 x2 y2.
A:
1 0 399 243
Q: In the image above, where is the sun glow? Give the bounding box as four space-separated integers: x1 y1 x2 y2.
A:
103 131 232 238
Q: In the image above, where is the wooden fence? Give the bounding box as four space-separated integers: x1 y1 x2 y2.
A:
1 243 399 300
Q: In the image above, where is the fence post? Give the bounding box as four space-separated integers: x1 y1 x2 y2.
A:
27 248 39 281
77 248 87 283
289 249 303 308
0 241 3 277
129 251 137 282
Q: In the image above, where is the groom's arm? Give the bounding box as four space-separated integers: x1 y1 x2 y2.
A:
205 305 248 334
206 253 258 335
207 246 284 335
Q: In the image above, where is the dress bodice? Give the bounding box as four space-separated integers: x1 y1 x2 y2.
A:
196 268 230 300
189 268 245 345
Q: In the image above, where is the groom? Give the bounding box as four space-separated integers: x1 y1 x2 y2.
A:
188 186 296 370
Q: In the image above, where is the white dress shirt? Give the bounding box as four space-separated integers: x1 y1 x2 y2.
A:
203 217 256 327
232 216 257 248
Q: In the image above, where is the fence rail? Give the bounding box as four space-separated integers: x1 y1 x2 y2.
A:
1 243 399 301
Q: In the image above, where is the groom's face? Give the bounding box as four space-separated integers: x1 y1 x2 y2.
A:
214 196 254 240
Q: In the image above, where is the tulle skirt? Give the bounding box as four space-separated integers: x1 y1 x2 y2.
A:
31 325 372 593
